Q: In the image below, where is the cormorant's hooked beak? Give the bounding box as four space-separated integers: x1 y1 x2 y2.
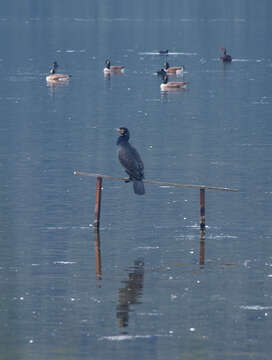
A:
116 128 125 134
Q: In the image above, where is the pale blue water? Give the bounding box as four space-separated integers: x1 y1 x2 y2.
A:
1 1 272 359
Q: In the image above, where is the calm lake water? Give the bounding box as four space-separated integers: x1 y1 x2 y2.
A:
1 1 272 359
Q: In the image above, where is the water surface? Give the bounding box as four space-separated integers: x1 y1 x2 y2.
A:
1 1 272 359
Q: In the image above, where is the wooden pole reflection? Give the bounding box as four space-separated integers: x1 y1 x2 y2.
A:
199 188 206 265
199 230 206 265
200 188 206 232
94 229 102 281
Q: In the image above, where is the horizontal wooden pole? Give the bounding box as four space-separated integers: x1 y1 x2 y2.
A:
74 171 239 192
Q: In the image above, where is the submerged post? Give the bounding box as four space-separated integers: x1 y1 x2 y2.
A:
94 176 103 229
200 188 205 232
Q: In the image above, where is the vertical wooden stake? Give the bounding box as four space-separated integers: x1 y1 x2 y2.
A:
94 176 103 229
200 188 206 232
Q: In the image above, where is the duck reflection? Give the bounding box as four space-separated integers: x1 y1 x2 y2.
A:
104 72 111 80
116 259 145 329
93 229 102 281
103 73 112 90
46 80 69 98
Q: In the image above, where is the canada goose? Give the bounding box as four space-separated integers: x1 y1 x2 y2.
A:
160 74 187 91
104 59 124 74
164 61 184 74
157 68 167 76
220 48 232 63
46 62 70 83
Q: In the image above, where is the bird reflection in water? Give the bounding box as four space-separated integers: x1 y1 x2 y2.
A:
46 79 69 98
116 259 145 330
103 73 112 90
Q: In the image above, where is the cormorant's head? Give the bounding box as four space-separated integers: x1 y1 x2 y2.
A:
117 127 129 136
116 127 130 144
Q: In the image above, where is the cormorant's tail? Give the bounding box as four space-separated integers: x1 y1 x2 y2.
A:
133 180 145 195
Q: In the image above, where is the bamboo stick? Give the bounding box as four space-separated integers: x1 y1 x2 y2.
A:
73 171 239 192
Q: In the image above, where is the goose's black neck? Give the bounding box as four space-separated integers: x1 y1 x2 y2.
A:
162 74 168 84
105 60 111 69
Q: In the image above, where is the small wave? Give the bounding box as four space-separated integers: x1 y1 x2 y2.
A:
99 334 169 341
139 52 197 56
56 49 86 53
73 18 95 22
209 235 238 239
90 297 102 303
232 59 249 62
240 305 272 310
65 49 86 53
136 246 160 250
209 18 246 23
103 17 143 22
168 52 198 56
99 335 152 341
180 18 197 22
45 226 90 230
137 312 163 316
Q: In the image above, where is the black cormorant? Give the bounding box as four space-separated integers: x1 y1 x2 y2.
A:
116 127 145 195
